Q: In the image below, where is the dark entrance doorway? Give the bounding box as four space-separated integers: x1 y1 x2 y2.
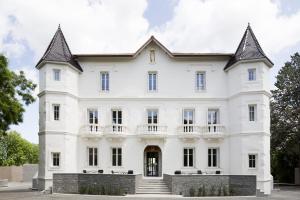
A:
146 152 159 176
144 146 162 177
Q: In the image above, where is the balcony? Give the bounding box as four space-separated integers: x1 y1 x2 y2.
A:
202 124 226 139
104 124 128 138
177 124 225 139
137 124 167 139
80 124 104 138
177 125 201 139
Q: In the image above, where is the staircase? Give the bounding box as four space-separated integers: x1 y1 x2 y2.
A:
136 179 171 194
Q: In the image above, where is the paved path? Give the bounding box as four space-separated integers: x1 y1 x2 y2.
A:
1 183 300 200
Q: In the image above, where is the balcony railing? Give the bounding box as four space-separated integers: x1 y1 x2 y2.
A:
178 124 225 139
137 124 167 134
80 124 104 137
105 124 127 135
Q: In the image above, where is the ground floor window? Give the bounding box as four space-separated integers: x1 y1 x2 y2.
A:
208 148 219 167
52 152 60 167
112 148 122 166
183 148 194 167
248 154 257 169
88 147 98 166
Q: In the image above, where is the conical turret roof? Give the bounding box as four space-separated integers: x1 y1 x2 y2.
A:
36 25 82 71
224 24 273 70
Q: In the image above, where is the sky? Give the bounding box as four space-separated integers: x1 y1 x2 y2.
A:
0 0 300 143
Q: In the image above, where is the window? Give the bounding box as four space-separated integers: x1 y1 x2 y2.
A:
183 109 194 132
208 109 219 132
196 72 206 90
147 109 158 131
100 72 109 91
184 148 194 167
150 49 155 63
248 154 257 169
112 148 122 166
88 147 98 166
52 152 60 167
112 110 122 132
53 69 60 81
53 104 60 121
249 105 257 122
248 68 256 81
148 72 157 91
208 148 219 167
88 109 98 124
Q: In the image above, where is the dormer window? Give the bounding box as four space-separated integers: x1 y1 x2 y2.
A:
149 49 155 63
248 68 256 81
53 69 60 81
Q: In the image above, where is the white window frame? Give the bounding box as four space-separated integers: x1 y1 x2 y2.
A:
148 71 157 92
53 69 61 81
248 68 256 81
88 109 98 124
207 109 220 124
147 109 158 124
208 148 220 168
112 109 122 125
183 148 194 167
248 104 257 122
100 71 109 92
111 147 122 167
196 71 206 91
248 154 257 169
87 147 98 167
53 104 60 121
51 152 60 167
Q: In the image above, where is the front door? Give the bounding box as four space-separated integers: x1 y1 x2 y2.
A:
146 152 159 176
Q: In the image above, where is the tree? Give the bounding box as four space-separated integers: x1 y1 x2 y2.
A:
271 52 300 182
0 54 36 136
0 131 39 166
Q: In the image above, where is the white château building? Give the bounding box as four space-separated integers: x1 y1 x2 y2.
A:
36 24 273 194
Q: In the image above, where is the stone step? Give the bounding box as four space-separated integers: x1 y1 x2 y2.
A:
138 186 169 189
136 191 172 194
138 183 168 186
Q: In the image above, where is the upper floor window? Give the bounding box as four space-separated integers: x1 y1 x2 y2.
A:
88 147 98 166
100 72 109 91
149 49 155 63
208 148 219 168
88 109 98 124
112 109 122 132
196 71 206 91
53 104 60 121
52 152 60 167
183 109 194 132
147 109 158 124
248 154 257 169
248 68 256 81
248 104 257 122
112 147 122 167
53 69 61 81
148 72 157 91
183 148 194 167
208 109 219 124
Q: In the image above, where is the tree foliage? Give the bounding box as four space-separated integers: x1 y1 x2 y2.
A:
0 131 39 166
271 52 300 182
0 54 36 135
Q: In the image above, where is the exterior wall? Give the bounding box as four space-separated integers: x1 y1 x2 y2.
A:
0 164 38 182
53 173 142 194
38 41 272 194
163 174 256 196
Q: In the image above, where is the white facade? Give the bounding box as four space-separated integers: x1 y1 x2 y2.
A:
37 26 273 194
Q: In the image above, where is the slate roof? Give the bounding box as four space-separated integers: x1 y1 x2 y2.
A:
224 24 273 70
36 25 83 72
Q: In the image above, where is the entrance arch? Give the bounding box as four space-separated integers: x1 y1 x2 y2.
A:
144 146 162 177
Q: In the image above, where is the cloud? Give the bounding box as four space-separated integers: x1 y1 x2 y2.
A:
153 0 300 57
0 0 300 61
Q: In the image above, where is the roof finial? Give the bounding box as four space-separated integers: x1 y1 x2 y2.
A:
248 22 250 27
58 24 61 29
